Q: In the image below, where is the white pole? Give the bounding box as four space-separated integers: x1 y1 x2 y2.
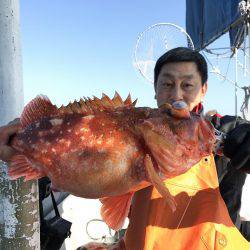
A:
244 22 247 76
0 0 40 249
249 0 250 87
235 48 238 117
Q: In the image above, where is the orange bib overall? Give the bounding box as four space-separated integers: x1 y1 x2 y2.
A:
124 155 250 250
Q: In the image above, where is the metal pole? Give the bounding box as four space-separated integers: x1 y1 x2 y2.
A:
0 1 40 249
248 0 250 87
235 48 238 117
244 21 247 77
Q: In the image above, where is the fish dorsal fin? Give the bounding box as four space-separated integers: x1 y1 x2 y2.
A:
21 95 57 128
57 92 136 115
112 91 124 106
101 93 115 108
100 192 134 231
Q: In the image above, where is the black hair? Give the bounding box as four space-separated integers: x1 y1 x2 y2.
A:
154 47 208 89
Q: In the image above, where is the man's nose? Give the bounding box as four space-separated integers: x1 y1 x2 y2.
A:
171 86 183 101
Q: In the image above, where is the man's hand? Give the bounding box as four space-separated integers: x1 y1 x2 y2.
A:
0 118 21 162
223 123 250 173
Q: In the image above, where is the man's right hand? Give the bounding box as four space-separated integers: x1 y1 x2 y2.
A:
0 119 21 162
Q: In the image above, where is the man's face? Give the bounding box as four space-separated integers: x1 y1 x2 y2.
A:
155 62 207 111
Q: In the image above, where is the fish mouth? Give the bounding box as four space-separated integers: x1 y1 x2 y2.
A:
160 101 188 109
172 101 188 110
160 101 190 119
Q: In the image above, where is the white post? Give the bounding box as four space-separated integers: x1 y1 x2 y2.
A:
235 48 238 117
0 0 40 249
249 0 250 85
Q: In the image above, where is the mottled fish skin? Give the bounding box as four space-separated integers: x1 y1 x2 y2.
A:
12 107 156 197
8 93 216 230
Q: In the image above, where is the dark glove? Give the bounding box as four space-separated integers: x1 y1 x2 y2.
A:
223 123 250 173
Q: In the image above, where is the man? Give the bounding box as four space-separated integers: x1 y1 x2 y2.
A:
0 47 250 249
153 47 250 236
124 47 250 249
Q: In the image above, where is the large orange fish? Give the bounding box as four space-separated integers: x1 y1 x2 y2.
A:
8 92 215 230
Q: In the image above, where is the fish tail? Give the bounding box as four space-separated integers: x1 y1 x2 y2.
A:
8 155 45 181
20 95 57 128
144 154 176 212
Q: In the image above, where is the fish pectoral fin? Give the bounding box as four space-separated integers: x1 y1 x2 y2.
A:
100 192 134 231
8 155 45 181
144 154 177 212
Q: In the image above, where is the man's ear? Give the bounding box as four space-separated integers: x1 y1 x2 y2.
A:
202 82 208 98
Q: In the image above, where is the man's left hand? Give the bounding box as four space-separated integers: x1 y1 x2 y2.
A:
223 123 250 173
0 119 21 162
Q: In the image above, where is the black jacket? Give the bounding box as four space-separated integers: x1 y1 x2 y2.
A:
211 114 248 236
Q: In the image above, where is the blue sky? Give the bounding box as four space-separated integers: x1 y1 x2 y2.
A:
19 1 248 116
